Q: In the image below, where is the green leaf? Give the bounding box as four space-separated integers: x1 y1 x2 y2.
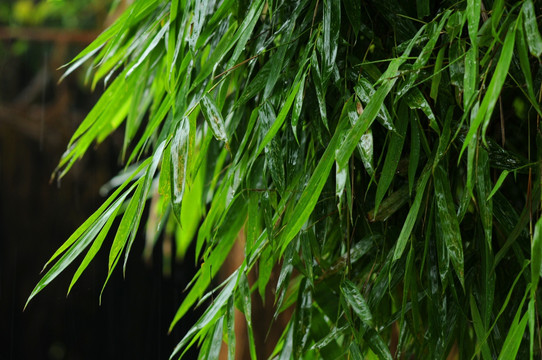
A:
430 46 445 102
397 11 450 98
321 0 340 82
170 117 190 221
278 100 349 254
67 200 123 295
487 170 509 200
532 217 542 294
354 76 394 132
521 0 542 57
476 147 493 247
238 272 257 360
340 279 374 327
344 0 362 33
108 178 145 272
416 0 430 18
374 102 408 215
201 95 229 146
26 191 129 308
470 295 492 360
393 164 431 261
460 20 517 158
170 269 239 359
408 114 421 195
188 0 208 51
226 296 235 360
498 309 529 360
256 74 304 157
467 0 481 49
433 164 464 286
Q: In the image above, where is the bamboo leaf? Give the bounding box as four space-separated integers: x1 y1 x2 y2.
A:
487 170 509 201
170 117 190 221
498 310 529 359
460 20 517 158
321 0 340 82
374 103 408 215
340 279 374 327
521 0 542 57
467 0 481 49
393 164 431 261
434 164 464 286
201 95 228 146
26 192 129 308
256 75 304 157
336 25 425 168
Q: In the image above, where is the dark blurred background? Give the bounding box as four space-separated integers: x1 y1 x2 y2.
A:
0 1 199 359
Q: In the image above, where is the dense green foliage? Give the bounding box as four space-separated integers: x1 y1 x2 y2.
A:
27 0 542 358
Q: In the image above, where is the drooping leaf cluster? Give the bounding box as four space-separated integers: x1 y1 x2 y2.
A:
28 0 542 358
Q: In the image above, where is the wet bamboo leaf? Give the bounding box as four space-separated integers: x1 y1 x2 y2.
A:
517 16 542 117
463 47 478 108
26 193 129 308
470 295 492 360
340 279 374 327
188 0 207 51
397 11 450 98
108 178 144 272
405 88 439 135
279 101 349 253
532 217 542 293
207 317 224 360
416 0 430 18
344 0 362 33
322 0 340 82
434 213 450 284
359 129 374 176
364 328 393 360
170 195 247 331
461 21 516 157
498 308 529 359
68 201 123 295
467 0 481 49
521 0 542 57
257 75 304 157
434 164 464 286
311 53 329 130
476 148 493 246
226 297 235 360
201 95 228 145
335 161 347 206
430 47 445 102
336 25 425 168
374 104 408 216
348 343 363 360
368 185 409 222
126 20 169 77
487 171 509 203
433 107 452 169
266 136 285 194
291 74 305 137
170 270 239 358
238 272 257 360
354 77 394 132
408 115 420 195
293 278 312 357
170 117 190 221
449 39 466 90
393 164 431 261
